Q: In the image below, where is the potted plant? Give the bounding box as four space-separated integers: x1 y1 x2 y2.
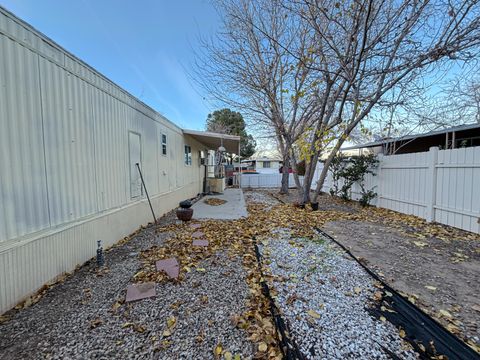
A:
176 200 193 221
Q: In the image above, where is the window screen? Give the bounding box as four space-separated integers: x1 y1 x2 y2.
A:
184 145 192 165
161 134 167 155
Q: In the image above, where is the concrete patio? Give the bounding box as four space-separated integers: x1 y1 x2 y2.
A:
192 188 248 220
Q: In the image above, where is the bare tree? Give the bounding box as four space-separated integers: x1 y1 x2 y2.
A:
428 68 480 125
287 0 480 204
192 0 320 193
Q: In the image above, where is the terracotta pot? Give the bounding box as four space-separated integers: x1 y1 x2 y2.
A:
176 207 193 221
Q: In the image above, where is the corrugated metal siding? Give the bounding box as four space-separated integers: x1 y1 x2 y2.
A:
1 6 211 243
0 7 214 314
39 58 98 226
0 182 202 313
0 34 50 242
91 88 128 211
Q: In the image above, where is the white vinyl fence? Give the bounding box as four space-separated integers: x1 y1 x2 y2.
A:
317 146 480 234
239 173 303 188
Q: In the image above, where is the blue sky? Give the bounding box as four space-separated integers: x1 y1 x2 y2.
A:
0 0 220 130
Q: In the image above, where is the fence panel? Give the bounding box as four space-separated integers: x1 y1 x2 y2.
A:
434 147 480 233
239 173 303 188
377 152 430 219
313 146 480 234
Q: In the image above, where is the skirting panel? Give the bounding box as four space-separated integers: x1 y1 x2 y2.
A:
0 182 200 314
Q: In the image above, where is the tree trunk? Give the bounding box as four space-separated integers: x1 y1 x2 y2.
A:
299 151 320 204
311 159 331 203
311 138 346 203
290 152 304 202
280 155 290 194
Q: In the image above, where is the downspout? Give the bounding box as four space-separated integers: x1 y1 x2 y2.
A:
238 138 242 189
203 148 208 194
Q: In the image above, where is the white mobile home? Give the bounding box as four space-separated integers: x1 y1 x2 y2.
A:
0 7 239 314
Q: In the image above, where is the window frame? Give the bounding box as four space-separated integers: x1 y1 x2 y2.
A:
161 133 167 156
184 145 192 166
262 161 271 168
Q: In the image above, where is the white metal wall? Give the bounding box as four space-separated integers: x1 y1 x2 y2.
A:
0 7 204 244
317 146 480 234
0 7 209 313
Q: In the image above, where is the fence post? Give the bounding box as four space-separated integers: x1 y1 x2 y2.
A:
376 154 384 208
425 147 439 222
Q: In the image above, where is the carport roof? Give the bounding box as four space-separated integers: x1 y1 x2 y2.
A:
182 129 240 154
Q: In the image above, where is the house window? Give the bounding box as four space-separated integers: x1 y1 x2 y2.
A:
161 134 167 155
184 145 192 165
263 161 271 168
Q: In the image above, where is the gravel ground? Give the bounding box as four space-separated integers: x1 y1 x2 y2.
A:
243 189 279 210
0 210 253 360
259 233 419 359
260 188 480 349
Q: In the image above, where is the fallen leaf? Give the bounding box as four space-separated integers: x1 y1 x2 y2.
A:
425 286 437 291
380 316 386 322
354 287 362 294
446 323 460 334
381 305 396 313
439 309 453 319
413 241 428 248
373 291 383 301
134 324 146 333
224 351 233 360
258 342 268 352
399 329 406 338
307 310 321 319
89 318 103 329
214 344 223 356
111 301 122 311
167 316 176 329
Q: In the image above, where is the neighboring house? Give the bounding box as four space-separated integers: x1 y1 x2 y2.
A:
241 149 283 173
255 158 282 174
342 123 480 155
241 158 282 174
0 7 239 314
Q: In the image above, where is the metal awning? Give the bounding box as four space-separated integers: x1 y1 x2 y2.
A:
342 123 480 151
182 129 240 153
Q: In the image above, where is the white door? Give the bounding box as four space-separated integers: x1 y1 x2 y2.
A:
129 132 142 198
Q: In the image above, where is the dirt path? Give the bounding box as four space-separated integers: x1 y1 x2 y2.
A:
268 189 480 352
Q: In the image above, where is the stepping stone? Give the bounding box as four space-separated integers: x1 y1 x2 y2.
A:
192 239 209 247
125 282 156 302
190 223 202 229
156 258 180 279
192 231 204 238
